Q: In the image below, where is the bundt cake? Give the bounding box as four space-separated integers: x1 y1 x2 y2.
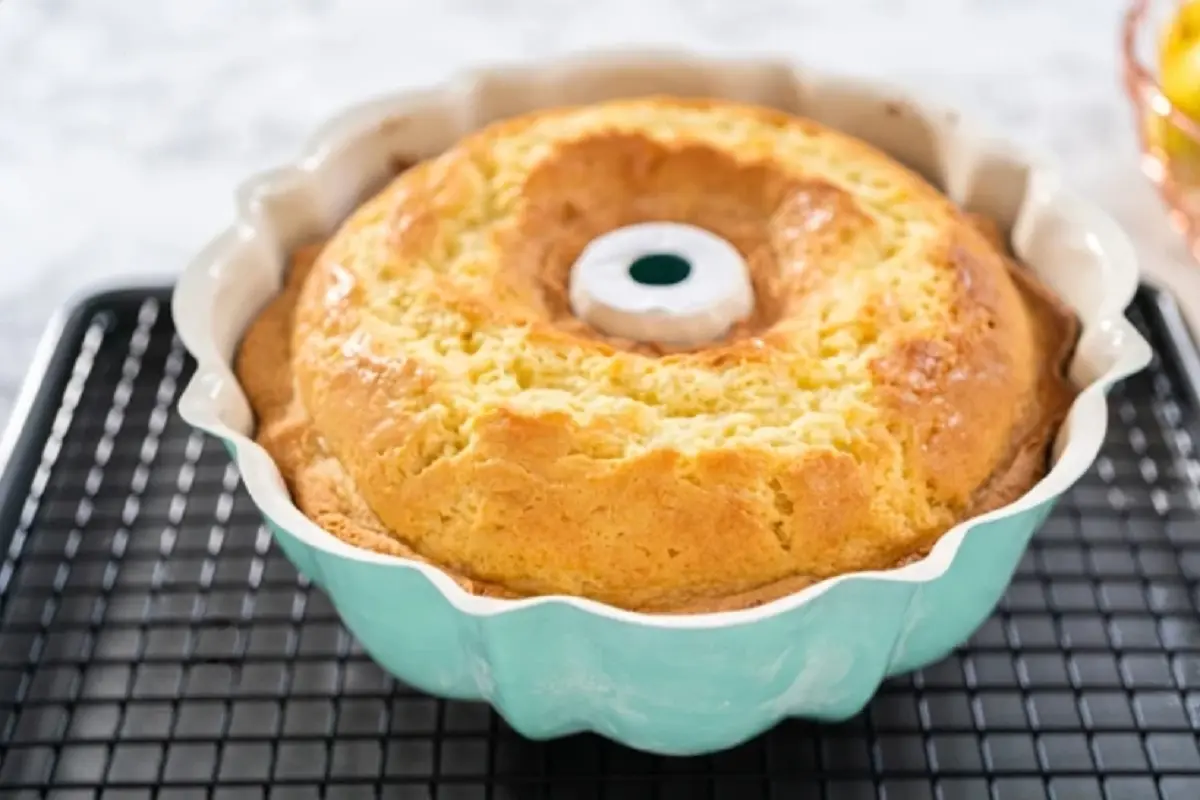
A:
235 97 1078 612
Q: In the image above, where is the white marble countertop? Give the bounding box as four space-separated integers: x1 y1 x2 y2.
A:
2 0 1198 426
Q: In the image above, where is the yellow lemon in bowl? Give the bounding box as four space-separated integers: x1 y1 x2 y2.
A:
1151 0 1200 175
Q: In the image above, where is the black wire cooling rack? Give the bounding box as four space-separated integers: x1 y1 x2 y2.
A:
0 286 1198 800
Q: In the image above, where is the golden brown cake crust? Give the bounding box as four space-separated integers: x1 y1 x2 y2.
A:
235 97 1079 613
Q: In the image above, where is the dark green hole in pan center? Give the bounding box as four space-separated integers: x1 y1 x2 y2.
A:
628 253 692 287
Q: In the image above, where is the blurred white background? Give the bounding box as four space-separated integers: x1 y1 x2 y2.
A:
0 0 1196 424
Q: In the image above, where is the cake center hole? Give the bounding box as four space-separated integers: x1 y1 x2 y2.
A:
628 253 692 286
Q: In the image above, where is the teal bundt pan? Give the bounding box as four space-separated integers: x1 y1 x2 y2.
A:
174 52 1151 756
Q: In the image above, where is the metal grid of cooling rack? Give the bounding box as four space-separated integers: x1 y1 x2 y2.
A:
0 288 1197 800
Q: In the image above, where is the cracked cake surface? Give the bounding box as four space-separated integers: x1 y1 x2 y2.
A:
235 96 1079 613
